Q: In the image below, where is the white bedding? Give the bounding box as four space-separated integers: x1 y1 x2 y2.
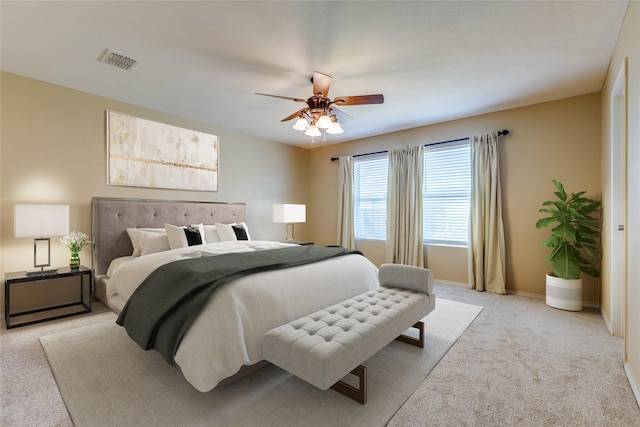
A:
107 241 380 392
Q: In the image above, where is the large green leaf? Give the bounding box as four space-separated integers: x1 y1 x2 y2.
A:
580 244 598 260
536 217 557 229
552 221 576 240
581 266 600 278
538 208 559 215
541 235 561 247
552 180 567 200
551 243 581 279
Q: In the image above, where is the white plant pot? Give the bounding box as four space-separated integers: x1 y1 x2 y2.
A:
546 274 582 311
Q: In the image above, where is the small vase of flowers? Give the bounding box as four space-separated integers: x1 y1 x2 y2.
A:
60 231 91 270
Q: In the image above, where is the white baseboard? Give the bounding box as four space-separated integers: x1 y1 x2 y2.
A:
508 289 599 309
625 363 640 406
435 281 600 309
506 289 544 299
433 279 468 287
602 311 614 335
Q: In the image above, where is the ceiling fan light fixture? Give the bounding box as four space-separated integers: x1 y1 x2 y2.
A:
304 125 321 137
326 119 344 135
315 113 332 129
293 117 308 131
255 71 384 142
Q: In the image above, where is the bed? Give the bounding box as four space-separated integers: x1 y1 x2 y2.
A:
91 197 380 392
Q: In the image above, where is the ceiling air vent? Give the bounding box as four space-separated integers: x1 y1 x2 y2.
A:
97 49 138 71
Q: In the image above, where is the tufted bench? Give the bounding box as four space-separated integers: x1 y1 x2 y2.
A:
263 263 435 404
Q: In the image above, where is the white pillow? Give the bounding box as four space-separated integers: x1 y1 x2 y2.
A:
214 223 237 242
139 233 171 256
126 228 166 257
165 223 206 249
203 225 221 243
214 222 251 241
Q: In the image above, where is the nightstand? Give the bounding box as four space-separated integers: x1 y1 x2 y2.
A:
4 266 92 329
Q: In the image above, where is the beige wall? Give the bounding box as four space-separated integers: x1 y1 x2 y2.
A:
308 93 602 304
0 72 310 312
0 73 605 311
601 0 640 403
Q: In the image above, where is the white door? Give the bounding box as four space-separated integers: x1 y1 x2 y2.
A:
610 60 627 338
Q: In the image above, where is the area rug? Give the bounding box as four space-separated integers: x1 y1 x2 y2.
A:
40 298 482 427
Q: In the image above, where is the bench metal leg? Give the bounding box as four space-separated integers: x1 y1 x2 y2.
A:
331 365 367 404
395 321 425 348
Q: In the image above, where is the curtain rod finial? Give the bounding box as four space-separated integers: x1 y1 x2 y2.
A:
498 130 509 136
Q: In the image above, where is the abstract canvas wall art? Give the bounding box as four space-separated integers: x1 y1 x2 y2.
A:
107 111 218 191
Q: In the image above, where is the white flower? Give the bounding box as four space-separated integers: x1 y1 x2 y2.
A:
60 231 91 253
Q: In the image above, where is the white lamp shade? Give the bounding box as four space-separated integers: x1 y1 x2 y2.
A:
273 204 306 223
315 113 332 129
14 204 70 238
326 120 344 134
293 117 309 131
304 126 321 137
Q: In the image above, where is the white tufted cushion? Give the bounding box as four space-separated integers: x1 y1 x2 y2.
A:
263 285 434 391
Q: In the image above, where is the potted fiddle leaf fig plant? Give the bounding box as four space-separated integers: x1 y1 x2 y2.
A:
536 180 601 311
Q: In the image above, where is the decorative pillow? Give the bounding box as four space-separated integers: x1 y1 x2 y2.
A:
215 222 251 242
165 223 206 249
126 228 166 257
236 222 251 240
232 225 248 240
203 225 221 243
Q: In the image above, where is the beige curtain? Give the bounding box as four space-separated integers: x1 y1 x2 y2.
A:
337 156 356 249
468 132 506 294
386 145 424 266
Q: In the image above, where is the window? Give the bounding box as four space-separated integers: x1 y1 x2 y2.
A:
353 154 388 240
352 140 471 245
422 141 471 245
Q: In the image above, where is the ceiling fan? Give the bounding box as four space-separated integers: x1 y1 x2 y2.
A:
256 71 384 138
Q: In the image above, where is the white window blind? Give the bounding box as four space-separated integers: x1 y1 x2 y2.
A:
353 154 388 240
422 141 471 245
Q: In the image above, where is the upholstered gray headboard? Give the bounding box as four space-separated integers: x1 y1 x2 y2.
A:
91 197 245 278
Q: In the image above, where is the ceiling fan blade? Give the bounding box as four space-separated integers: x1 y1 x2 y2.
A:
333 94 384 106
312 71 332 98
281 108 308 122
255 93 307 103
328 106 352 123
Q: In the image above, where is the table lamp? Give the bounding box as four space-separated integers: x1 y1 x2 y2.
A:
14 204 70 275
273 204 306 241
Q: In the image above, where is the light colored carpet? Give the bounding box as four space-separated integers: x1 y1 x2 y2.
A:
39 298 481 427
5 283 639 426
0 304 116 426
389 285 640 426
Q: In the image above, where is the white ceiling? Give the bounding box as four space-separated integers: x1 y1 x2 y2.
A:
0 1 629 148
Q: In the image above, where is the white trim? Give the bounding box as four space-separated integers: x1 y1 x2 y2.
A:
625 363 640 406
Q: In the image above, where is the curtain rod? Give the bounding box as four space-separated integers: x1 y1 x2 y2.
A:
330 129 510 162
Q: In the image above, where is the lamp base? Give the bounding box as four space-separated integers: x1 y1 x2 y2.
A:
285 223 297 241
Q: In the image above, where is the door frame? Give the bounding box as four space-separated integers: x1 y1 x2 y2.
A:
609 58 627 338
